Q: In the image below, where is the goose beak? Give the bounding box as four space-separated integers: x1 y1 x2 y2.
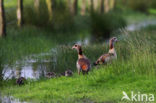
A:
72 46 75 49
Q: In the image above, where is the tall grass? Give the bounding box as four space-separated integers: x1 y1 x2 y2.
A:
0 26 89 65
90 12 126 40
49 29 156 75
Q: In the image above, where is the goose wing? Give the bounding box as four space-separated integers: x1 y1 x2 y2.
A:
94 53 111 65
78 58 91 71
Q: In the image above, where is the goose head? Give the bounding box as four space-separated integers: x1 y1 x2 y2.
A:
72 44 81 50
72 44 84 58
72 44 82 54
109 37 118 49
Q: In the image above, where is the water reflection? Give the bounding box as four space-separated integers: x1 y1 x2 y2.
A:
0 95 28 103
2 60 53 80
126 20 156 31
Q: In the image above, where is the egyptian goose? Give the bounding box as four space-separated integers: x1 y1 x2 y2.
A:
46 72 56 78
72 44 91 75
16 77 25 85
65 69 73 77
59 70 73 77
94 37 118 65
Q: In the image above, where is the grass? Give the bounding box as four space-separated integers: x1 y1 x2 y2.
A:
0 26 89 65
148 8 156 15
141 25 156 31
2 70 156 103
1 28 156 102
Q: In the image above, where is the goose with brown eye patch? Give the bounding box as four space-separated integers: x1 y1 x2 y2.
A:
94 37 118 66
72 44 91 75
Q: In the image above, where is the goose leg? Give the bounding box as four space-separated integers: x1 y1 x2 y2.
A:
78 69 80 75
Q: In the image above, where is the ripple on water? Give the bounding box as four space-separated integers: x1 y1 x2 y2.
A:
0 95 29 103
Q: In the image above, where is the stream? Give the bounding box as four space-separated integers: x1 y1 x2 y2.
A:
1 20 156 103
126 20 156 31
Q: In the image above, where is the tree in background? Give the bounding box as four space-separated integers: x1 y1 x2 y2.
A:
89 0 115 14
46 0 53 21
93 0 98 11
67 0 78 15
17 0 23 27
104 0 109 13
100 0 104 13
67 0 72 13
100 0 115 13
72 0 78 15
109 0 115 10
34 0 40 13
88 0 94 13
0 0 6 37
81 0 86 15
88 0 101 13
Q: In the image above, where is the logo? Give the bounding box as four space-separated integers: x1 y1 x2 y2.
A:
121 91 154 102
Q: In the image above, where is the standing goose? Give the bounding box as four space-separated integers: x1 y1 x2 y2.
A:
72 44 91 75
94 37 118 65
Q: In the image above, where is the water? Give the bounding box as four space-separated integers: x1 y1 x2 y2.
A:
0 95 28 103
2 53 55 80
126 20 156 31
3 63 47 80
